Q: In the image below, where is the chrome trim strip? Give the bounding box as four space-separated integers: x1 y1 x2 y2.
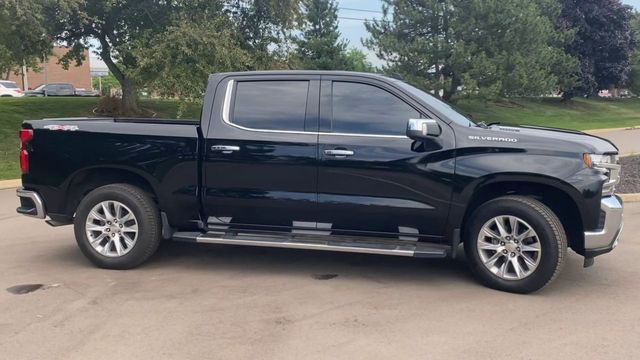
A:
221 80 408 139
16 187 46 219
195 234 415 257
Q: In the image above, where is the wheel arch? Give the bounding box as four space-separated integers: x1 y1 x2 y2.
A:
63 166 160 217
457 176 585 252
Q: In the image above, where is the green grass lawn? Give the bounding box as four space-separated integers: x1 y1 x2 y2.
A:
1 96 640 180
455 97 640 130
0 97 200 180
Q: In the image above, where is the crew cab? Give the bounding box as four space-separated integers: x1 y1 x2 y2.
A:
16 71 623 293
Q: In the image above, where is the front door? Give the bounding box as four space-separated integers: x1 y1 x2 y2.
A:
203 75 320 232
316 77 455 242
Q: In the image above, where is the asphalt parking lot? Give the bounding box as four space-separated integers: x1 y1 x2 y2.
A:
1 188 639 359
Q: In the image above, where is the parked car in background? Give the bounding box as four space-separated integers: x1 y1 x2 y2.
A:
0 80 24 97
24 83 76 97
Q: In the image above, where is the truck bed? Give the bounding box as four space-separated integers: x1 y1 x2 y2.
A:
21 117 202 228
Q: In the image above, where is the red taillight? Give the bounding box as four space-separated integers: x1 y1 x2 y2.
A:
19 129 33 174
20 129 33 143
20 149 29 173
15 89 22 93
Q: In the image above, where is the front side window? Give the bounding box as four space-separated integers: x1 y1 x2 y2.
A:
332 82 420 136
232 81 309 132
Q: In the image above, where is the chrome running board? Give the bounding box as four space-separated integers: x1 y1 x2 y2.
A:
172 231 448 258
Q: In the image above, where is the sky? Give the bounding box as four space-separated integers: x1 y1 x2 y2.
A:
91 0 640 70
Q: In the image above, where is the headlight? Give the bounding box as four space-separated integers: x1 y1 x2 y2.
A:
583 153 621 196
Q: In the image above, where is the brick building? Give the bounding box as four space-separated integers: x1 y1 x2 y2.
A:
9 46 92 90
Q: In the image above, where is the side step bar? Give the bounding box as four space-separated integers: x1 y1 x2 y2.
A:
172 231 448 258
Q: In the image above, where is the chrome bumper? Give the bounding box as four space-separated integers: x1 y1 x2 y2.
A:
584 195 623 255
16 187 46 219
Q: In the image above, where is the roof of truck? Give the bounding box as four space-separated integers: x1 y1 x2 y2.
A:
211 70 397 81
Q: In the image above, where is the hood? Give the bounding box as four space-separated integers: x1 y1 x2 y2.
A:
456 123 619 156
485 124 619 155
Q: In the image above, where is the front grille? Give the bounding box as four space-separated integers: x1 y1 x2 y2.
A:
600 155 621 196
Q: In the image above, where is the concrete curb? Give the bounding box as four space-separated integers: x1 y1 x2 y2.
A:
0 179 21 190
1 178 639 201
620 193 640 203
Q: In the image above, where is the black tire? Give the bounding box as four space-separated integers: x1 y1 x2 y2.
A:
464 195 567 294
73 184 161 269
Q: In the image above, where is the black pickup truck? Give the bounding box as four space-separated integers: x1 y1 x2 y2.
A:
16 71 623 293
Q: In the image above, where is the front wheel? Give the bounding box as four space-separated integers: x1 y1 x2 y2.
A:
464 196 567 294
74 184 161 269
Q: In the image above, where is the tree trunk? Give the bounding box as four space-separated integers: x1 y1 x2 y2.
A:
121 80 139 115
96 35 139 115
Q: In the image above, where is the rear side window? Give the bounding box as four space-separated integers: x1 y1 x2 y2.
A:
0 81 18 89
232 81 309 131
332 82 420 136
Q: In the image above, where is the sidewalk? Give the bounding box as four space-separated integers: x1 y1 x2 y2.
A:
587 127 640 156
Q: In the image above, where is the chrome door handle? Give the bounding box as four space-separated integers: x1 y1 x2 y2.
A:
324 149 354 158
211 145 240 154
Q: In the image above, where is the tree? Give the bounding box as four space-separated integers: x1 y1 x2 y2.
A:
0 0 54 81
560 0 636 96
344 48 375 72
52 0 181 113
365 0 576 101
629 12 640 95
135 5 252 101
295 0 348 70
229 0 301 69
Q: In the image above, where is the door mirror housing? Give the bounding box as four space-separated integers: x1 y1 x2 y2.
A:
406 119 441 139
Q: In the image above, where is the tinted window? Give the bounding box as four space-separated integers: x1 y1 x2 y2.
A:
232 81 309 131
332 82 420 135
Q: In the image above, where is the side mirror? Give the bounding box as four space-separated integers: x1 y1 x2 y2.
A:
406 119 441 139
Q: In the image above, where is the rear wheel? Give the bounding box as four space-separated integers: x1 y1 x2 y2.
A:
464 196 567 293
74 184 161 269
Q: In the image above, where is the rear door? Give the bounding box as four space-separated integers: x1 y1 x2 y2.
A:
203 75 320 232
316 75 455 242
60 84 75 96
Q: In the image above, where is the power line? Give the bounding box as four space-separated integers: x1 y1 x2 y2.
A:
338 16 389 23
338 7 383 14
338 16 370 21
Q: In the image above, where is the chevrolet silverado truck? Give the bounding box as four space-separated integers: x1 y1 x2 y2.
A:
16 71 623 293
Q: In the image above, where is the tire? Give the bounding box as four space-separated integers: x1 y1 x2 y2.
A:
73 184 161 269
464 195 567 294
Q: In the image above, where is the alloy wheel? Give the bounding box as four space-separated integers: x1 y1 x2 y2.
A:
476 215 542 280
85 200 139 257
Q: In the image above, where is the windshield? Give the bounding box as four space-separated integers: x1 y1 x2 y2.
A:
0 81 18 89
34 84 47 91
391 79 476 127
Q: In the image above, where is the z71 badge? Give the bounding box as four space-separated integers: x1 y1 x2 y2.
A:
44 125 79 131
468 135 518 143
